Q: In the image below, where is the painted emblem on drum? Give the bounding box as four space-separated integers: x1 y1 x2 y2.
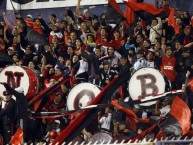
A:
129 68 169 106
5 71 24 89
73 89 95 110
137 74 158 99
67 83 100 111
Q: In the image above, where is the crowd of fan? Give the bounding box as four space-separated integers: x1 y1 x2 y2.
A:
0 0 193 144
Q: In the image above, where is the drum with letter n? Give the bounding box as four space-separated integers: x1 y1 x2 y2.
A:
67 83 100 111
128 67 171 106
0 65 39 100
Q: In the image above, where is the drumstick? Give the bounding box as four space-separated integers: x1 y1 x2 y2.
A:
127 90 183 105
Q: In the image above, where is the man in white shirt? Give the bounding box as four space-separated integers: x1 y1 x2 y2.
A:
98 106 114 132
132 50 147 73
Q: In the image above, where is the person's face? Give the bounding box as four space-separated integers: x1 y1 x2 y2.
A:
136 53 143 59
55 95 62 103
108 47 114 55
12 55 19 62
49 68 54 74
12 27 19 36
67 47 73 55
113 32 120 39
8 49 14 56
95 48 101 57
105 107 110 113
87 36 94 42
143 40 150 48
84 11 90 19
65 60 71 67
28 61 35 69
136 35 143 44
147 52 154 60
49 79 56 86
100 28 106 36
184 27 191 36
120 57 127 66
72 55 79 63
103 63 109 70
182 51 189 58
25 47 32 55
70 32 76 41
5 94 12 101
175 42 181 50
54 68 62 76
35 19 41 26
76 39 81 46
119 124 126 131
58 56 64 63
52 35 58 43
165 49 172 56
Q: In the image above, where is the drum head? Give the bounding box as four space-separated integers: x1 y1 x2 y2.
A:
67 83 100 111
88 132 113 144
0 65 39 100
129 67 170 106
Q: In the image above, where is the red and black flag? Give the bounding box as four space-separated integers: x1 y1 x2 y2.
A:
52 65 131 144
123 0 168 21
111 99 149 123
105 0 125 24
161 96 191 136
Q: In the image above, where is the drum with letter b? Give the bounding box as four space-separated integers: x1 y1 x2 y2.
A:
128 67 171 106
0 65 39 100
67 83 100 111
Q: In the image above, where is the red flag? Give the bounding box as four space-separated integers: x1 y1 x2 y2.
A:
111 100 150 123
169 96 191 135
124 0 136 28
9 128 23 145
168 8 181 35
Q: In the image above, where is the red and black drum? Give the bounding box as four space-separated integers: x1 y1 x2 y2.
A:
67 83 100 110
128 67 171 106
0 65 39 100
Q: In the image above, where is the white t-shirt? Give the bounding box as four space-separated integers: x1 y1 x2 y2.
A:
99 113 112 131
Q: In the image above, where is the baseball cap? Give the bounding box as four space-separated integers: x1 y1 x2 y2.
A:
83 9 89 14
27 14 33 19
7 47 14 51
54 120 60 124
136 50 144 54
165 46 173 51
4 91 12 96
182 47 190 53
56 92 63 97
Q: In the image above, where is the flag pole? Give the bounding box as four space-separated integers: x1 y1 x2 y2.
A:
9 0 16 14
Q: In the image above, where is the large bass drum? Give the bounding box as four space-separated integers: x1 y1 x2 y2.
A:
67 83 101 111
0 65 39 100
128 67 171 106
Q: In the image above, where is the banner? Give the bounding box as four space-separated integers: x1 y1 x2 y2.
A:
6 0 123 10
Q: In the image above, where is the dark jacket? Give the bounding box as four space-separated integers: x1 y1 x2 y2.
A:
0 99 16 125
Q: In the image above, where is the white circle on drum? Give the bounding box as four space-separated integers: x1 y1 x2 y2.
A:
67 83 101 111
129 67 167 106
